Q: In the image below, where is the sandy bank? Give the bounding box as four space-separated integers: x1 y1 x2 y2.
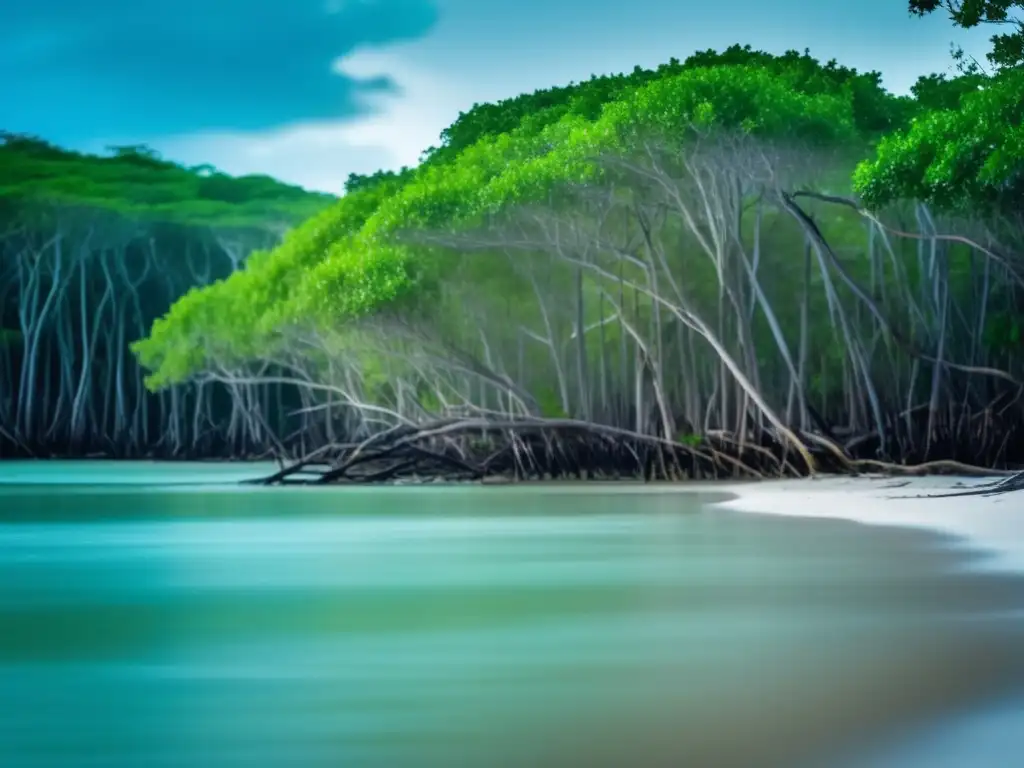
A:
718 474 1024 768
716 475 1024 575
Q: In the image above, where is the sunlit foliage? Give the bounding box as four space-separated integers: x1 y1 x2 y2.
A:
909 0 1024 69
854 67 1024 214
136 48 907 388
132 35 1018 438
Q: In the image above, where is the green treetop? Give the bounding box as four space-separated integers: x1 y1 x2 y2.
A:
134 49 896 389
852 2 1024 214
0 133 334 230
909 0 1024 70
135 41 1010 391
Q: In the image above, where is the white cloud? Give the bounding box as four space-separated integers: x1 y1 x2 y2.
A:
143 17 999 194
149 47 477 193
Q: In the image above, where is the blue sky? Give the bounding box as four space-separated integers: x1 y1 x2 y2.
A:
1 0 993 192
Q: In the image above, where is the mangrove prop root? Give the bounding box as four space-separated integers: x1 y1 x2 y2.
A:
250 416 1024 488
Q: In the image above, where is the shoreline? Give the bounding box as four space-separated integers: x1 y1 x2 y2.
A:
2 460 1021 576
713 474 1024 576
3 463 1023 766
713 474 1024 768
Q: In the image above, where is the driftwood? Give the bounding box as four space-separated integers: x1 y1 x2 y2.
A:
908 469 1024 498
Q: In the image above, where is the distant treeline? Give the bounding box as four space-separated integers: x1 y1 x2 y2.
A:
0 135 333 457
7 9 1024 476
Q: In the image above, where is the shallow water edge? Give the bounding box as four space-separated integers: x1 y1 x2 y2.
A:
2 463 1023 767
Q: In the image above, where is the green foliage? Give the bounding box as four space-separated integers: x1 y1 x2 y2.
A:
249 60 869 353
909 72 987 110
1 133 335 391
676 433 703 447
909 0 1024 69
855 2 1024 213
853 68 1024 213
425 44 908 165
983 309 1024 351
0 133 333 229
536 388 570 419
0 328 22 348
598 64 857 146
344 167 416 195
680 46 914 135
132 179 397 388
133 44 984 390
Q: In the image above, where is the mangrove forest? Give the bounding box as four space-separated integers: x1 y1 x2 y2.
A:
4 6 1024 485
0 137 333 458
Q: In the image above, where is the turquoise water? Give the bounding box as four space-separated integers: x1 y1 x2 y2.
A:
2 462 1023 767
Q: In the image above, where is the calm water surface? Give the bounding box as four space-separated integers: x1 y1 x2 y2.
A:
2 462 1023 767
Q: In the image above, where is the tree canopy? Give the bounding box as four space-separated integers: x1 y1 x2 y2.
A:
910 0 1024 69
122 36 1024 474
419 44 912 166
851 1 1023 214
4 0 1020 473
0 133 334 230
0 133 336 458
853 66 1023 213
134 43 995 390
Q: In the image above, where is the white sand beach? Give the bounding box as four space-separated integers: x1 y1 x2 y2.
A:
718 473 1024 768
717 474 1024 575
